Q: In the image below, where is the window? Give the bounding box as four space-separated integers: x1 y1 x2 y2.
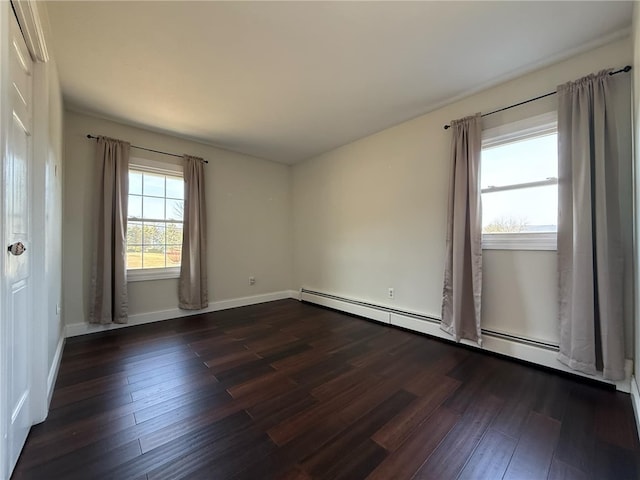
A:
126 159 184 281
481 112 558 250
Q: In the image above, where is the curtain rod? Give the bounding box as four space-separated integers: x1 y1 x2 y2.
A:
86 134 209 164
443 65 632 130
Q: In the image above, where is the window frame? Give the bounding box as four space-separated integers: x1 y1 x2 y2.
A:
481 111 558 251
126 157 184 282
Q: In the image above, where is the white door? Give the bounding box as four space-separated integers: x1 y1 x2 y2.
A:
3 10 33 477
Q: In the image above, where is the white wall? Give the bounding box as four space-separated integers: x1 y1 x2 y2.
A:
32 57 64 374
63 111 292 326
632 3 640 399
29 0 65 373
28 1 65 417
292 37 633 350
45 60 64 367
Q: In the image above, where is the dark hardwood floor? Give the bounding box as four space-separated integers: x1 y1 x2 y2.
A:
12 299 640 479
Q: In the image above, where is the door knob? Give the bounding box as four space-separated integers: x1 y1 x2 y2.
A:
7 242 26 256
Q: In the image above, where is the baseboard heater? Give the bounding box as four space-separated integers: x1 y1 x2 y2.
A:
300 288 558 350
299 288 631 392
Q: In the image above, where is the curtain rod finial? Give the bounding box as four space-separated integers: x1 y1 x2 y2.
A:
444 124 451 130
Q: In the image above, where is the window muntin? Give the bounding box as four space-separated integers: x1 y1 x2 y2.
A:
481 113 558 250
126 166 184 273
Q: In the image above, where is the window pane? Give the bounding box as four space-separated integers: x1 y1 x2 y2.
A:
482 185 557 233
129 171 142 195
143 196 165 220
127 221 143 245
126 168 184 272
126 244 142 269
482 133 557 189
142 245 166 269
166 222 183 246
166 245 182 267
166 176 184 200
166 199 184 221
142 221 166 246
128 195 142 219
143 172 165 197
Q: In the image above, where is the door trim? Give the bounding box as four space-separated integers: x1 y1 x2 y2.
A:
11 0 48 62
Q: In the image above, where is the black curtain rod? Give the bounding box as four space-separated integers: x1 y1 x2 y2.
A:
443 65 632 130
86 134 209 164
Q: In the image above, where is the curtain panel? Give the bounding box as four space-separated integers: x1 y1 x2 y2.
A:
88 136 130 324
179 155 208 310
557 70 626 381
441 113 483 344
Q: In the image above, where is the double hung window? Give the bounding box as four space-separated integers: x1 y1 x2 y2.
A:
126 159 184 281
481 112 558 250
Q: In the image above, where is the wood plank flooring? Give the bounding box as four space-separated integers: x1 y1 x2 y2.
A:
11 299 640 479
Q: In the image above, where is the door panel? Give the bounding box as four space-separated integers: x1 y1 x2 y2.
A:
8 280 28 468
8 109 29 263
4 10 33 476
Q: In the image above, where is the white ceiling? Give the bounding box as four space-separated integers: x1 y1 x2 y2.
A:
46 1 633 164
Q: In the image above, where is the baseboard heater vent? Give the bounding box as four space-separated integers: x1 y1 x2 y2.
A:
300 288 440 323
299 288 630 392
300 288 559 352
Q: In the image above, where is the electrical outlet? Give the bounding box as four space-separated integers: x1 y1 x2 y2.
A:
249 276 256 286
388 287 394 299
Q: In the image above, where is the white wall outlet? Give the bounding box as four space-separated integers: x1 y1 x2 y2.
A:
388 287 394 299
249 276 256 286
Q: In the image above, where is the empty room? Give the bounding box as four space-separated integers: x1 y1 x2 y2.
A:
2 0 640 479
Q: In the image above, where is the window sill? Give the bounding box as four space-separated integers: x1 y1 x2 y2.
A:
127 267 180 282
482 232 557 251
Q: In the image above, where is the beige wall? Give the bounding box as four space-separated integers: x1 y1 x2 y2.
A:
292 37 633 348
63 111 292 324
62 35 634 357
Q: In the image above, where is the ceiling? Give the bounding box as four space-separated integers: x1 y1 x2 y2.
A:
46 1 633 164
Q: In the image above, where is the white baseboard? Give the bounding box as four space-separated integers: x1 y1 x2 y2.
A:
301 289 633 393
65 290 299 338
47 334 65 406
289 289 301 301
631 376 640 435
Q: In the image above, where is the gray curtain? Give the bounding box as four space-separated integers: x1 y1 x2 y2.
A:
441 114 483 344
89 136 130 324
557 70 625 380
179 155 208 309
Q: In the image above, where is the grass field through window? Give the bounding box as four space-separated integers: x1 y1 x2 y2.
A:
126 250 181 269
